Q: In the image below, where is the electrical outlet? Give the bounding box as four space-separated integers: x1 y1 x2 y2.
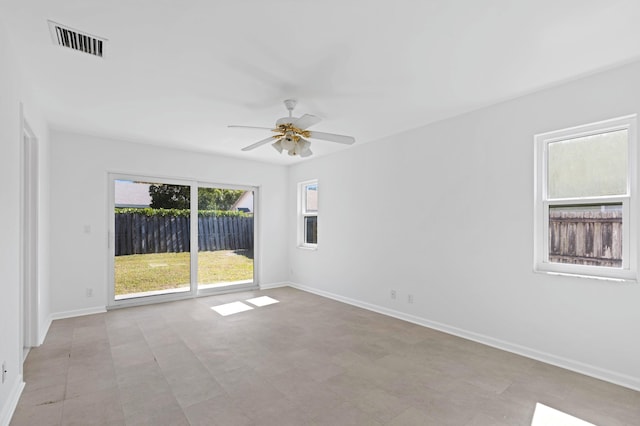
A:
2 361 6 384
390 290 397 300
408 294 414 304
86 288 93 297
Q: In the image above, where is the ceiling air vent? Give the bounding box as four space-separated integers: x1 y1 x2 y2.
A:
47 20 106 58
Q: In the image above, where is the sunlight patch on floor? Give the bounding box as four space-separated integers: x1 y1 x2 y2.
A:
211 301 254 316
211 296 280 316
531 403 595 426
246 296 279 307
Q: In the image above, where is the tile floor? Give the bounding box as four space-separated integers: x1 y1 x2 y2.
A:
10 287 640 425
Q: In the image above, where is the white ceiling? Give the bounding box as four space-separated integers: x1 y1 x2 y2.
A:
2 0 640 164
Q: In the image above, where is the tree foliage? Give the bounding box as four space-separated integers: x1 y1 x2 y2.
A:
148 184 245 211
197 188 245 210
149 184 190 209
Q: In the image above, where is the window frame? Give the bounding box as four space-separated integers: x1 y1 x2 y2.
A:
534 114 638 281
298 179 318 249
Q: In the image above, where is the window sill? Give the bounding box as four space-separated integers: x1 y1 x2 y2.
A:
533 267 637 283
297 245 318 251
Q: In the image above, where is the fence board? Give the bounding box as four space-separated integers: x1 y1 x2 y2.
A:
170 217 178 252
212 216 220 250
210 217 215 249
234 218 240 249
221 217 228 250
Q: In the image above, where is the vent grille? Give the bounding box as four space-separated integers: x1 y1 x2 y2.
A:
48 20 106 58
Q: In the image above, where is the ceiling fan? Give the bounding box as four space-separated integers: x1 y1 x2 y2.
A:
229 99 355 157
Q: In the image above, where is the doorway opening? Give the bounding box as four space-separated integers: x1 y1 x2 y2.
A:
20 118 38 362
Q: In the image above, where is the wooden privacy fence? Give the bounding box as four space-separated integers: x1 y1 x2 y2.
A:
549 210 622 267
115 213 253 256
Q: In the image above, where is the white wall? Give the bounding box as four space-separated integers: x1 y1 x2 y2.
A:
48 131 289 316
0 21 50 426
288 60 640 391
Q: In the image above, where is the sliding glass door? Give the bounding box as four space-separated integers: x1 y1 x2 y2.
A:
109 174 256 306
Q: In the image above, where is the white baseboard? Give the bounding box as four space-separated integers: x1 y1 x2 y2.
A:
0 375 24 426
288 282 640 392
50 306 106 320
259 281 290 290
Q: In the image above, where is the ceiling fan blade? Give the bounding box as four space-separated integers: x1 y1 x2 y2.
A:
241 135 278 151
307 131 355 145
229 125 274 131
292 114 321 130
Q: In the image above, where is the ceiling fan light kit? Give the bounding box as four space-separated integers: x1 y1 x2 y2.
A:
230 99 355 158
272 140 284 153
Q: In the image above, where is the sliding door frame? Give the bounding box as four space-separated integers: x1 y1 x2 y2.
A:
107 172 259 309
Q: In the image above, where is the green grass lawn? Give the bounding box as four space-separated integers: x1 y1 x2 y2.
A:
115 250 253 296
